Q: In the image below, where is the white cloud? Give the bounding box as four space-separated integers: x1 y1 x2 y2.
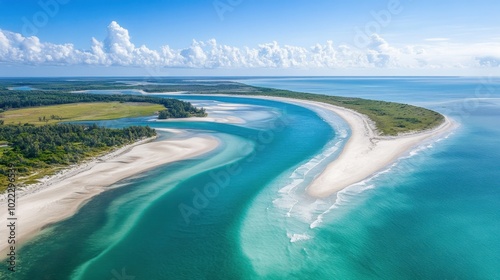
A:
0 21 499 71
424 38 450 42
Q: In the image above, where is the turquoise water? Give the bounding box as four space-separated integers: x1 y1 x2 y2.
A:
75 89 144 95
3 77 500 279
7 86 36 91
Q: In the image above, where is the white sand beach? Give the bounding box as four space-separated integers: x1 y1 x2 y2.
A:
0 135 218 255
265 97 454 198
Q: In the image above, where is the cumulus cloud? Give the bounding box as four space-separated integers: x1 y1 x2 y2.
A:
0 21 499 70
0 28 83 65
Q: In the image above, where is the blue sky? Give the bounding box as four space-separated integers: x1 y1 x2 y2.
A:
0 0 499 76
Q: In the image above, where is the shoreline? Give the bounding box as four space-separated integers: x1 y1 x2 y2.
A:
0 134 219 256
259 96 455 198
143 92 456 198
0 136 157 202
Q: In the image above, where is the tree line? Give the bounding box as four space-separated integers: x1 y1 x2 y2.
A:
0 123 156 190
0 91 206 118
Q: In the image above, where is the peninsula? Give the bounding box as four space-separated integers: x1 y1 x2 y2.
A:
261 97 453 197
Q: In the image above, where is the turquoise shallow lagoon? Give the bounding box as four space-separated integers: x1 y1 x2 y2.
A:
2 77 499 279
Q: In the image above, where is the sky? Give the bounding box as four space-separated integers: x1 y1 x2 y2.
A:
0 0 499 76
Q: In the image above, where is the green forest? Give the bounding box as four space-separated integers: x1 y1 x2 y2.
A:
0 124 156 190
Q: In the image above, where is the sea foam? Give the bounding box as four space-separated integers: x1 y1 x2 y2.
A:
308 129 455 229
287 232 312 243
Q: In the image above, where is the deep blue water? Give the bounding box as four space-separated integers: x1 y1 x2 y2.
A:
2 77 499 279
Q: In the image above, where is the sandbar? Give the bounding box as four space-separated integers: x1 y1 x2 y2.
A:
255 96 455 198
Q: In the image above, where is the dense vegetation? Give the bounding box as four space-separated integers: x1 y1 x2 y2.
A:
0 91 206 118
0 124 156 190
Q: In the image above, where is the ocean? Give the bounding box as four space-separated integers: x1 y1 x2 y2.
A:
3 77 499 279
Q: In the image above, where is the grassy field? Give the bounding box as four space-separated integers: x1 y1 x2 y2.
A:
0 102 164 125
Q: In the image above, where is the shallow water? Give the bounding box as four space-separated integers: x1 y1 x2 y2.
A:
2 77 499 279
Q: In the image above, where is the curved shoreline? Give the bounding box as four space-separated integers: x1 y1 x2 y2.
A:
150 92 456 198
0 135 219 256
258 96 455 198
